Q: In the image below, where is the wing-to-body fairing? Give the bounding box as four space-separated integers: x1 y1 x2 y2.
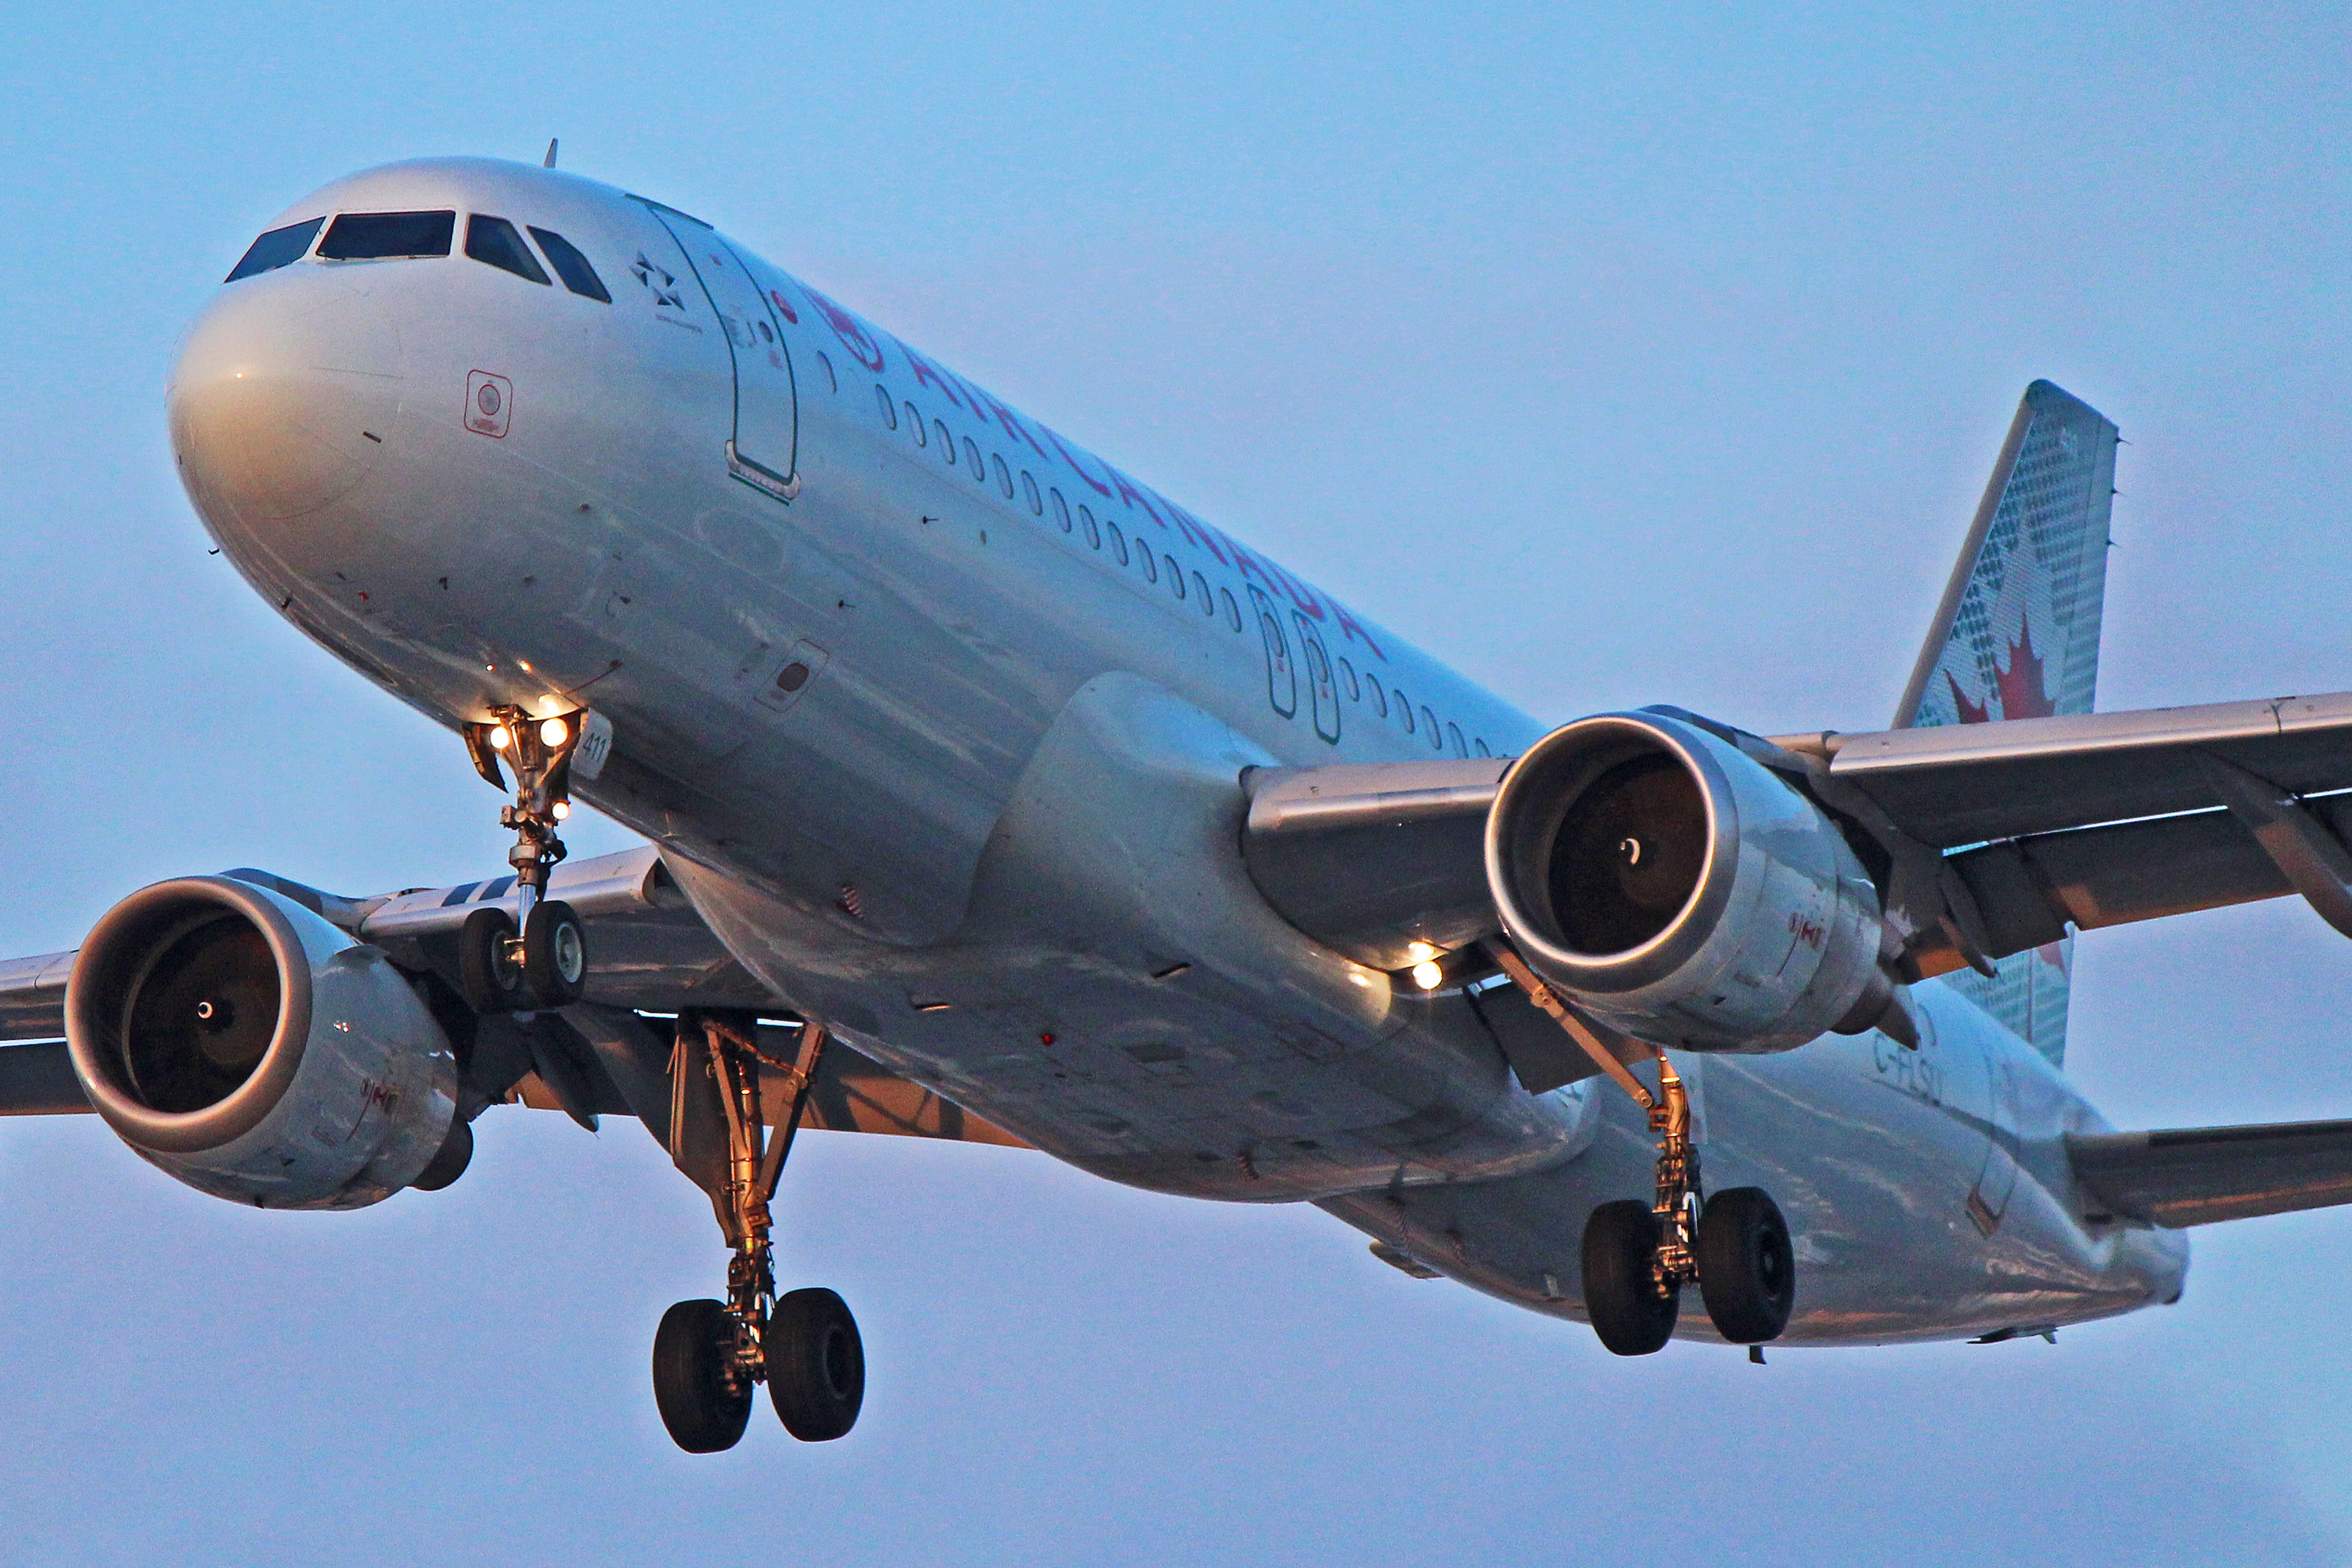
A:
9 159 2345 1448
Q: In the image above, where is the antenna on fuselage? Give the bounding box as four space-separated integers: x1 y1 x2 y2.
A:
543 138 559 169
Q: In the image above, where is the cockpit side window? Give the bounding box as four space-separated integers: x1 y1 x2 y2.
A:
225 217 323 282
465 215 550 284
318 211 455 261
528 226 612 303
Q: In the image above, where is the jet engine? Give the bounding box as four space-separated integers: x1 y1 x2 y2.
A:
1485 711 1889 1052
65 875 468 1209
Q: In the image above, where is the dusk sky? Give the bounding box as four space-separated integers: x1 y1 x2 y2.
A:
3 4 2349 1562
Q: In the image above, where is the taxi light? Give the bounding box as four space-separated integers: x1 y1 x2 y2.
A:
1411 960 1444 991
1405 941 1438 965
539 717 568 747
488 725 511 751
552 800 572 821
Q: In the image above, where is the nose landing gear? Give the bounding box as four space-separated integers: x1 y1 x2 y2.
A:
651 1011 865 1453
1492 942 1797 1355
457 705 599 1011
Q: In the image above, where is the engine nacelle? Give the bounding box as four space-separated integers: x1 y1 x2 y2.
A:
65 876 466 1209
1485 711 1885 1052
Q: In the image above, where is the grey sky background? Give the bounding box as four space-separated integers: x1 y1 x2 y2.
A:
1 3 2348 1562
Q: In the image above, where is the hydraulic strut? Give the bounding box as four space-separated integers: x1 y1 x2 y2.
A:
688 1012 829 1392
1490 941 1701 1295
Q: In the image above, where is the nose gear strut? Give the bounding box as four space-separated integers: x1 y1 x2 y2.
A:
1490 940 1795 1353
457 705 600 1010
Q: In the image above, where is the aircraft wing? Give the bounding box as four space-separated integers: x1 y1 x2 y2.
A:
2068 1120 2352 1226
1243 692 2352 973
0 846 1026 1148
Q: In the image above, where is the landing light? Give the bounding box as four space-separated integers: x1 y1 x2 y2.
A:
488 725 511 751
1411 960 1444 991
1405 940 1438 965
552 800 572 821
539 717 568 746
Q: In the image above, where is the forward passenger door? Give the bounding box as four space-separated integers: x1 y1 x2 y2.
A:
644 207 799 503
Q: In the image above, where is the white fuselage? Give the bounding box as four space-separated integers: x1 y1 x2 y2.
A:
165 157 2185 1345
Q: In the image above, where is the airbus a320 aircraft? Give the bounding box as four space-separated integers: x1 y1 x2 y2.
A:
10 153 2352 1453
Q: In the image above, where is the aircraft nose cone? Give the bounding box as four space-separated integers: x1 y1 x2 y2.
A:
169 273 403 527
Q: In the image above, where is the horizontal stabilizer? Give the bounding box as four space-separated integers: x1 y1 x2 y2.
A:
2068 1119 2352 1227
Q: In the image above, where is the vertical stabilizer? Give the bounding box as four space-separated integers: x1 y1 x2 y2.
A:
1897 381 2119 1065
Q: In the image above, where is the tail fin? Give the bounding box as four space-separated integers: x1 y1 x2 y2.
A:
1896 380 2120 1066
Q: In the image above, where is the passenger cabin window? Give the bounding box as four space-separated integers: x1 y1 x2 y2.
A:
1138 547 1156 583
1051 489 1072 532
319 210 455 261
993 453 1014 499
1474 738 1492 757
1105 520 1130 565
1423 707 1442 748
964 436 985 479
1446 721 1466 758
526 227 612 301
1193 571 1213 612
905 403 926 444
1166 557 1184 598
1395 690 1414 732
1221 587 1242 630
225 217 323 282
934 419 953 458
875 387 898 428
465 216 549 284
1021 471 1043 515
1080 506 1101 548
1364 675 1387 717
815 353 838 393
1336 657 1360 702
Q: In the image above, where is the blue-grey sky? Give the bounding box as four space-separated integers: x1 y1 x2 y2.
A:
2 4 2349 1562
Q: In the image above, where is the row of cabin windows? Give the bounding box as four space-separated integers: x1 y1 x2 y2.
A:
226 211 610 302
874 384 1245 632
862 376 1488 753
1329 652 1490 757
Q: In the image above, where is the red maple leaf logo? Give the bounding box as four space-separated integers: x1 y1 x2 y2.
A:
1944 622 2055 725
1945 671 1990 725
1995 622 2055 720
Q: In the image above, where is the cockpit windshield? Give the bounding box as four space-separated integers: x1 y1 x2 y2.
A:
465 215 550 284
318 211 455 261
224 218 323 283
527 226 612 303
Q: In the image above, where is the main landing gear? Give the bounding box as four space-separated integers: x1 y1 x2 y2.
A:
651 1011 865 1452
458 704 593 1012
1492 944 1796 1357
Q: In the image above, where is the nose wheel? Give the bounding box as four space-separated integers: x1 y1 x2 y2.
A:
457 705 599 1011
652 1012 864 1452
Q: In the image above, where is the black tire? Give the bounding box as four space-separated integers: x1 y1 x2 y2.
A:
522 899 588 1008
1581 1199 1680 1356
652 1298 752 1453
767 1287 864 1441
1696 1186 1795 1344
458 907 524 1013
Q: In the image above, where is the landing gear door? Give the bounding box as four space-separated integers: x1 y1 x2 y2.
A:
646 209 799 503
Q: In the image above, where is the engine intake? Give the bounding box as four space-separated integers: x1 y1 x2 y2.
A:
1486 712 1887 1052
66 875 466 1209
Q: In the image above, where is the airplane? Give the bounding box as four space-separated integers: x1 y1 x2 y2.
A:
5 152 2351 1455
